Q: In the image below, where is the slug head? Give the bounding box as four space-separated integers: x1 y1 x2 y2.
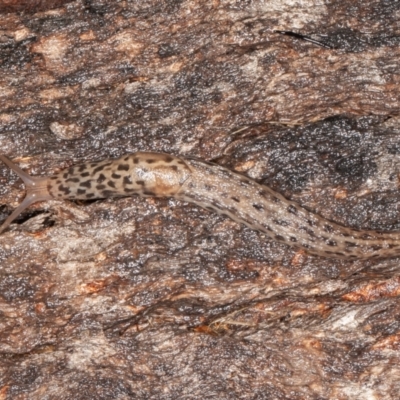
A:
0 155 52 234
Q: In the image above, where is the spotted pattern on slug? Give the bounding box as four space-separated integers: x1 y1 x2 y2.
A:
2 151 400 260
47 153 192 200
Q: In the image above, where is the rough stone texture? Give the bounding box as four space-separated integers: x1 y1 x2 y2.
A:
1 0 400 399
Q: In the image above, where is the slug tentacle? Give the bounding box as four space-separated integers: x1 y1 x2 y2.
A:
1 151 400 260
0 155 52 234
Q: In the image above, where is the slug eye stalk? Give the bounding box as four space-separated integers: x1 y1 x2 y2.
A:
0 155 52 234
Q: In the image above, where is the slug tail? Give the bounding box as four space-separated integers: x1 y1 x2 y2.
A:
0 155 52 233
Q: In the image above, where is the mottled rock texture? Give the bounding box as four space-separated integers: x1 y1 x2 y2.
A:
1 0 400 399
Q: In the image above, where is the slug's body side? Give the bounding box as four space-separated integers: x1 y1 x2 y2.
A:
1 152 400 260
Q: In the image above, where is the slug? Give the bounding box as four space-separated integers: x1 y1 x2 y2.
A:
1 152 400 260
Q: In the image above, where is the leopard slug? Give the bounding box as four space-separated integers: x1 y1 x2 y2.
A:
1 152 400 260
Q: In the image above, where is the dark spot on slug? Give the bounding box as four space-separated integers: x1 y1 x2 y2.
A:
361 233 373 240
102 190 116 197
117 164 130 171
273 219 290 227
239 178 251 187
231 196 240 203
58 184 71 195
323 224 334 233
96 184 106 190
275 235 285 241
107 180 116 188
252 203 263 211
164 156 174 162
170 165 178 171
136 180 145 186
124 156 129 161
287 205 297 214
300 226 315 237
111 173 121 179
258 189 268 198
123 176 133 185
80 180 92 188
97 173 106 183
177 160 185 164
51 176 58 180
133 158 139 164
81 171 90 177
86 193 95 198
345 241 357 247
63 172 68 179
93 164 107 174
77 189 86 195
202 160 215 166
146 159 156 164
78 165 87 172
143 190 156 196
66 177 80 183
